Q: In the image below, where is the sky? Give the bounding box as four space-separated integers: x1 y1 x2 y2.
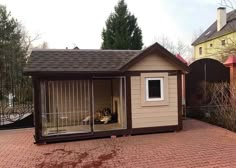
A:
0 0 228 49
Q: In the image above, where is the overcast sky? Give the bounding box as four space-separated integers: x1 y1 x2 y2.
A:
0 0 228 49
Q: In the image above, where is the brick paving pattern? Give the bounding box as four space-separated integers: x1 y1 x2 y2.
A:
0 119 236 168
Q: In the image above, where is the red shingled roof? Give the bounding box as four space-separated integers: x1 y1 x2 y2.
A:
176 54 188 65
224 55 236 65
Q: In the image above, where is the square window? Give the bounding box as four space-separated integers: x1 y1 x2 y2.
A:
148 80 161 98
145 78 164 101
210 43 213 47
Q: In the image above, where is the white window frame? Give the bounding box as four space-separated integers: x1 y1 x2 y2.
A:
145 77 164 101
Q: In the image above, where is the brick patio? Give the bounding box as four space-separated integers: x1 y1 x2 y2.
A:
0 119 236 168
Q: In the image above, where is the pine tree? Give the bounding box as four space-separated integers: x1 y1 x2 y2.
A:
0 5 30 101
101 0 143 50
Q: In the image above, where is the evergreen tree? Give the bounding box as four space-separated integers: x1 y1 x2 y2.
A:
101 0 143 50
0 5 30 102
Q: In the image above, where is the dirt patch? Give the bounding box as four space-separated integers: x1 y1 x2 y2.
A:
35 148 88 168
82 150 117 168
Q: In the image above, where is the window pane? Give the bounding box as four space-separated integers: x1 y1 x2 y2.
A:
148 80 161 98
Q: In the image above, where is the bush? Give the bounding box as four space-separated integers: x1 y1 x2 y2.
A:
206 83 236 132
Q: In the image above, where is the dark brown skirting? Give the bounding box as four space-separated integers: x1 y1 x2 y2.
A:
35 125 179 144
36 129 130 144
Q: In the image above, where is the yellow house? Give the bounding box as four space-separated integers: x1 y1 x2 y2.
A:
192 7 236 62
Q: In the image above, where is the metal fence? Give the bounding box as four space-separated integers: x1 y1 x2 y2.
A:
0 76 34 129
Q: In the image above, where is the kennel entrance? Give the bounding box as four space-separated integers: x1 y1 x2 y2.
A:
40 77 126 136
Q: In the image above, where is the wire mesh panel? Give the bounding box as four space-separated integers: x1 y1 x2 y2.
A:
41 80 91 136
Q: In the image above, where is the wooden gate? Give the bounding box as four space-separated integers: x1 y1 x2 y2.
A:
186 58 230 118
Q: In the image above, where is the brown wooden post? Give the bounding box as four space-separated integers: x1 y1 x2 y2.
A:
177 71 183 131
33 77 42 143
126 75 132 133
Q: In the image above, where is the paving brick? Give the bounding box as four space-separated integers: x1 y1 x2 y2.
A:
0 119 236 168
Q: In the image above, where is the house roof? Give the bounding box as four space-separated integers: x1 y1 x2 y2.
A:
224 55 236 65
176 54 188 65
24 43 190 75
192 9 236 46
24 49 140 74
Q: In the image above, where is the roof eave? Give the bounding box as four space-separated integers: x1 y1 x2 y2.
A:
23 70 123 76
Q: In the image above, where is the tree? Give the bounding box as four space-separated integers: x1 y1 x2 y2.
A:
0 5 31 102
154 35 192 60
220 0 236 9
35 41 49 49
101 0 143 49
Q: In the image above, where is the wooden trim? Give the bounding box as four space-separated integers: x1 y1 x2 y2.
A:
111 79 113 118
45 81 49 122
168 72 178 76
131 125 178 135
35 75 128 82
125 70 178 76
89 80 94 133
140 72 169 106
177 71 183 131
120 43 190 72
28 71 178 80
33 77 41 143
24 72 124 77
126 76 132 132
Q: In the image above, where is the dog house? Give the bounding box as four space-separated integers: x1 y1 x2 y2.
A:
24 43 189 143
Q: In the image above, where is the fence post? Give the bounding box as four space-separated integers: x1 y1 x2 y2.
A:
224 56 236 93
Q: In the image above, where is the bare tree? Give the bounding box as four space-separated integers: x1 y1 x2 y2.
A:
192 28 204 42
155 35 175 53
153 35 193 61
34 41 49 49
220 0 236 9
208 83 236 132
20 25 41 57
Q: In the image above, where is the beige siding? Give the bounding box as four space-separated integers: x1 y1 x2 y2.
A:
128 53 179 71
131 76 178 128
